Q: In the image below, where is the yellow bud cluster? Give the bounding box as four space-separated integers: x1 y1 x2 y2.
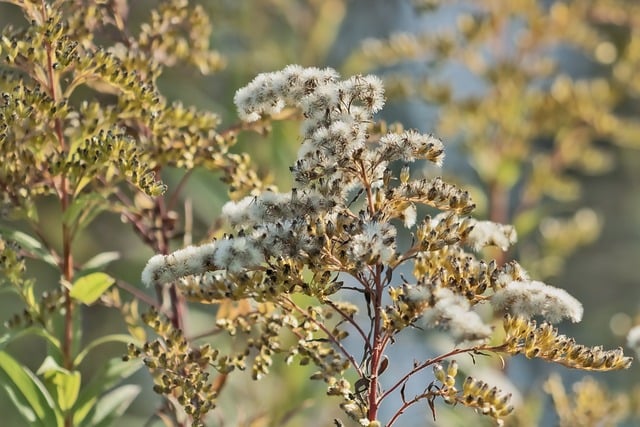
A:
461 376 514 424
503 315 632 371
433 361 458 403
431 360 512 425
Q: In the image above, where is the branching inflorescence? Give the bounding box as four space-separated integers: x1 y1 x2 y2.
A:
139 65 632 426
0 2 273 426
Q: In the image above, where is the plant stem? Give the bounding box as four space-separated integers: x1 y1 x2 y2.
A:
380 344 503 405
386 391 431 427
40 3 75 427
325 299 371 352
155 195 186 330
367 266 384 421
282 296 364 378
115 280 164 312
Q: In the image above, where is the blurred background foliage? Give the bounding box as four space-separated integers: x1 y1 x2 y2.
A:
1 0 640 425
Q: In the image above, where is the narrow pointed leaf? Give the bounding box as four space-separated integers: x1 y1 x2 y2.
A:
90 384 141 427
73 334 137 366
0 351 62 427
81 251 121 273
0 227 57 266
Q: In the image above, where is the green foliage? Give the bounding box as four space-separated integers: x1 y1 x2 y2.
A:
0 350 63 427
0 0 247 425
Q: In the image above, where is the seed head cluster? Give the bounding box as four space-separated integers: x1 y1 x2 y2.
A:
139 66 633 425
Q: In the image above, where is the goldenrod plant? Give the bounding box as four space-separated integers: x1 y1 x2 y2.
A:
136 65 631 426
0 1 636 427
0 0 262 425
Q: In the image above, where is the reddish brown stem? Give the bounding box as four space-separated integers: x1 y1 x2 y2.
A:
166 169 194 212
386 391 432 427
40 3 75 427
380 344 504 406
366 265 384 421
115 280 164 312
154 195 185 330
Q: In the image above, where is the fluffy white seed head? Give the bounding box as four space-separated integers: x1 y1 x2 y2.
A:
402 204 417 228
491 280 583 323
379 130 445 164
221 196 256 226
213 237 263 274
466 220 517 251
423 288 493 343
348 221 397 266
141 243 217 287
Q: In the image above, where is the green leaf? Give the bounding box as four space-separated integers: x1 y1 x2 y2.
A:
73 359 142 427
37 356 82 412
70 272 115 305
90 384 141 427
81 251 121 273
0 351 62 427
56 371 81 412
54 371 81 412
0 227 57 267
73 334 138 366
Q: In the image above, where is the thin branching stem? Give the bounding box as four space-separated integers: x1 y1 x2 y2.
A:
115 280 164 313
282 295 364 378
386 390 434 427
325 299 371 352
167 169 194 212
379 344 505 406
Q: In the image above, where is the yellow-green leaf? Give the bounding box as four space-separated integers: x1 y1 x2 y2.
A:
0 351 62 427
0 227 57 267
53 370 81 412
37 357 82 413
70 273 115 305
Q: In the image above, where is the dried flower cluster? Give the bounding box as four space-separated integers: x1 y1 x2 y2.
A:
125 309 219 426
138 65 632 425
0 1 635 425
502 314 631 371
431 359 514 426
